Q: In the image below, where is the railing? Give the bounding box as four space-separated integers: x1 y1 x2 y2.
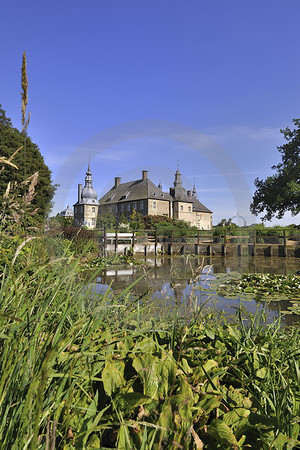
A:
97 229 300 257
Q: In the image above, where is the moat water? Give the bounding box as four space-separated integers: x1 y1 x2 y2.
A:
92 255 300 326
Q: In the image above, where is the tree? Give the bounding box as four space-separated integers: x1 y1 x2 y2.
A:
97 211 116 230
250 119 300 221
0 105 55 220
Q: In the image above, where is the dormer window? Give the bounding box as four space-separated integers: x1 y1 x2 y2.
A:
120 191 131 201
106 193 116 203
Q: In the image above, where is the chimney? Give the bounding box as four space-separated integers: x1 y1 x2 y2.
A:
142 170 148 180
187 190 192 197
114 177 121 187
78 184 82 202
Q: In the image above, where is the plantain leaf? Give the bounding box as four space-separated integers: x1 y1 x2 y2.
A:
132 354 159 398
116 392 152 415
271 432 299 450
102 360 125 396
208 419 238 446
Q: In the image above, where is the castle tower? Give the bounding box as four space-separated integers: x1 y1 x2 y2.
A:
73 162 99 229
169 166 186 200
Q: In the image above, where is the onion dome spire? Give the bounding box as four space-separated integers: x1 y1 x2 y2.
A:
81 160 98 202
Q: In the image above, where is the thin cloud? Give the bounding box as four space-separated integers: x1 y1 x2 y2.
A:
95 149 135 162
203 125 281 142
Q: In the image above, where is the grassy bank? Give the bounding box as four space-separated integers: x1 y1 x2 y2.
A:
0 238 299 449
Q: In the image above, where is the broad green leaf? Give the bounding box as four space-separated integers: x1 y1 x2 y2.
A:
158 399 173 432
203 359 218 373
116 392 152 415
256 367 267 379
208 419 238 446
227 326 241 341
102 360 125 396
271 432 299 450
132 355 159 398
197 395 222 414
181 357 193 374
222 408 250 426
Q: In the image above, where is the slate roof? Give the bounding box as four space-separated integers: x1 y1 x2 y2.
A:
190 197 212 213
60 205 74 217
99 178 173 205
170 187 194 203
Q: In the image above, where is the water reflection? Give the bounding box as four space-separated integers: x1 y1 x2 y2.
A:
95 256 300 326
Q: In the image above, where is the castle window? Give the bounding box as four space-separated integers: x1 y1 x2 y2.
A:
92 207 95 212
115 205 118 212
127 203 131 211
188 206 191 212
140 200 144 210
133 202 137 210
92 218 96 225
153 201 156 209
121 204 124 212
180 205 183 211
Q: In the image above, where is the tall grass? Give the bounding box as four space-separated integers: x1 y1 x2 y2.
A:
0 237 299 448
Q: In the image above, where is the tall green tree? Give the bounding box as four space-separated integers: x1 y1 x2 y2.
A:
0 105 55 220
250 119 300 221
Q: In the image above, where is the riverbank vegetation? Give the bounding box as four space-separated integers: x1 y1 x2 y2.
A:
1 142 300 450
0 240 300 448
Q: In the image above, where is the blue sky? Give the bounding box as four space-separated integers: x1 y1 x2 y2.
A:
1 0 299 225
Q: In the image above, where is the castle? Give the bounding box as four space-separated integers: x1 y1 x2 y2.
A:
74 164 212 229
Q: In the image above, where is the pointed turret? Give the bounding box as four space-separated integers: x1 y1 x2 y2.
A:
173 164 182 187
81 162 98 201
192 181 197 198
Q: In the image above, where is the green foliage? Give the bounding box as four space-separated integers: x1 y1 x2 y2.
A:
213 223 238 236
251 119 300 221
0 251 299 448
141 215 197 236
97 211 117 230
0 173 299 448
54 214 74 227
129 209 144 230
252 223 295 237
60 225 99 254
0 104 55 220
